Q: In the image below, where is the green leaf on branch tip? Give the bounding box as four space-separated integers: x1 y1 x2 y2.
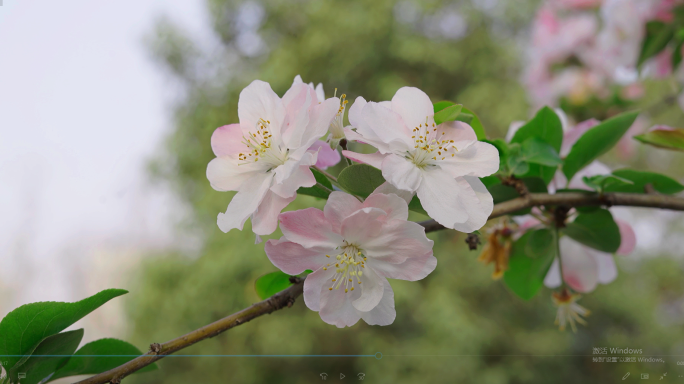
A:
604 169 684 194
638 21 674 67
433 104 462 125
337 163 386 198
9 329 83 384
48 338 157 382
524 228 555 258
563 111 639 182
582 174 634 193
433 101 486 140
0 289 127 373
504 232 555 300
255 271 294 300
633 126 684 152
520 137 563 166
298 168 333 199
510 106 563 184
562 209 621 253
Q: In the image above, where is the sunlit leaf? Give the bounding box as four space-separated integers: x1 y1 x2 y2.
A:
633 126 684 152
562 209 621 253
337 164 386 198
255 271 293 300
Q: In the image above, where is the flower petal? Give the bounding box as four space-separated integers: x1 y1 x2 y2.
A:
217 171 274 232
381 154 423 192
279 207 343 248
363 193 409 221
370 251 437 281
251 190 296 236
303 266 336 312
544 258 562 288
281 83 313 149
371 182 415 204
352 267 386 312
211 124 248 157
438 141 500 178
559 237 599 293
342 150 387 168
323 191 363 233
271 163 316 199
415 168 469 229
238 80 286 145
391 87 435 133
436 121 478 147
340 207 386 245
265 238 330 275
347 96 367 128
359 102 413 152
450 176 494 233
310 140 341 170
360 282 396 326
595 252 617 284
616 219 636 255
319 282 363 328
206 157 263 192
362 220 434 263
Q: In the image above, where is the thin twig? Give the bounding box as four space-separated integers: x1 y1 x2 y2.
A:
313 166 337 182
74 191 684 384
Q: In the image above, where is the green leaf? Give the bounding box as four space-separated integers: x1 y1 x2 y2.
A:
562 209 621 253
638 21 674 67
672 39 684 69
563 111 639 182
520 137 563 166
524 228 555 258
408 195 428 215
0 289 127 373
582 174 634 192
504 232 556 300
633 126 684 152
254 271 293 300
433 101 486 140
9 329 83 384
433 104 462 125
49 339 157 382
510 107 563 184
298 168 333 199
337 164 386 198
605 169 684 194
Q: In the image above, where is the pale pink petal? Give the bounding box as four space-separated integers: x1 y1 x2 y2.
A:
271 164 316 199
206 157 263 192
362 220 434 263
279 208 343 249
517 216 543 235
594 252 617 284
616 219 636 255
363 193 409 221
265 238 331 275
339 208 386 245
436 121 478 147
450 176 494 233
342 150 387 169
562 119 600 156
438 141 499 178
281 84 313 149
347 96 367 128
381 154 423 192
251 190 296 236
359 282 396 326
342 127 367 144
370 251 437 281
390 87 435 132
371 182 414 204
211 124 248 157
505 121 525 142
217 172 273 232
299 97 340 151
359 102 413 152
319 282 363 328
323 191 363 233
544 258 562 288
352 267 385 312
415 169 467 230
559 237 599 293
310 140 341 170
273 151 317 185
238 80 286 145
314 83 325 103
303 266 336 312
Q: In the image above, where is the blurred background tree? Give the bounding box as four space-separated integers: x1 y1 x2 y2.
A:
125 0 684 383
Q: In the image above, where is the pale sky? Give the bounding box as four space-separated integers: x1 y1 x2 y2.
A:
0 0 213 317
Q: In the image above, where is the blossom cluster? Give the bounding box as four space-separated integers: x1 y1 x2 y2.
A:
206 76 499 327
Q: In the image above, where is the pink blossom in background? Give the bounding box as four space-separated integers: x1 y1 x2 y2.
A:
265 190 436 327
206 80 339 237
309 140 341 170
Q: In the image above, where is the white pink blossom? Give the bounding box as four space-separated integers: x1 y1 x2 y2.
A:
206 79 339 237
341 87 499 232
265 190 436 327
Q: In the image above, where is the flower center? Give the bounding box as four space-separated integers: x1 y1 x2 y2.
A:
238 118 288 167
323 241 367 293
408 116 458 168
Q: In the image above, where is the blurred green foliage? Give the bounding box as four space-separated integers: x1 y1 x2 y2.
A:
126 0 684 383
